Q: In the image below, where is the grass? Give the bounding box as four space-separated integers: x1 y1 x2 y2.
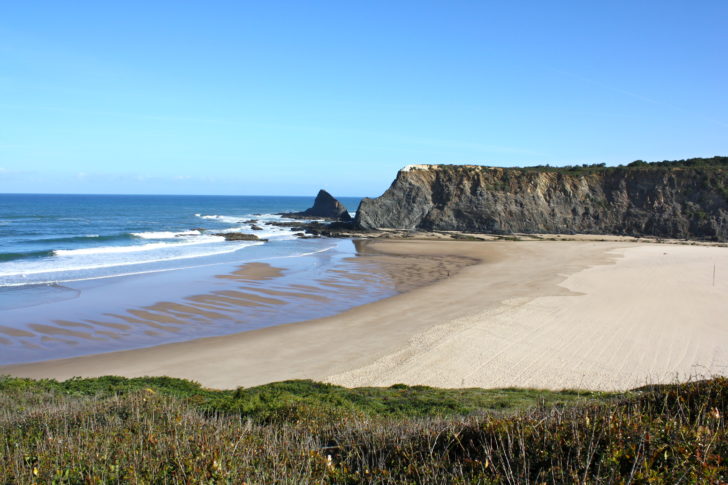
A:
0 376 725 483
0 376 604 422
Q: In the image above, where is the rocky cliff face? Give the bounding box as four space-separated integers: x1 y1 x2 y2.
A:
355 162 728 240
284 190 352 221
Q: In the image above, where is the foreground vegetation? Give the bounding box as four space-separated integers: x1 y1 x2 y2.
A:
0 376 725 483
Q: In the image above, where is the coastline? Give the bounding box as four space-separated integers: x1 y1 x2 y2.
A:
0 238 425 365
2 238 726 391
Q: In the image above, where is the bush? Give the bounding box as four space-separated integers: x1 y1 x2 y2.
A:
0 376 725 483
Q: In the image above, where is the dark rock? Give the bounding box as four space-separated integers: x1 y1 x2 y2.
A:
190 228 206 233
256 218 366 238
355 161 728 241
280 190 352 221
214 233 268 242
250 225 264 231
294 232 318 239
244 219 258 224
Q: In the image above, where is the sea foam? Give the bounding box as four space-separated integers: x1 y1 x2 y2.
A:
132 230 201 239
0 241 262 281
53 236 224 257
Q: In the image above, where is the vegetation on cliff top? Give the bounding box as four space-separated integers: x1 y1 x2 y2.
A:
418 156 728 175
519 155 728 175
1 376 726 483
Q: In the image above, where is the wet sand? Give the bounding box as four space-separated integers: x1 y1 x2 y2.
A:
1 239 449 364
2 239 727 391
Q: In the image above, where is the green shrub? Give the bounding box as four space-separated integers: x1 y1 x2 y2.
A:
0 376 725 483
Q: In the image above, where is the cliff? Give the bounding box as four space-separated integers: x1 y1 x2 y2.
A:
355 158 728 241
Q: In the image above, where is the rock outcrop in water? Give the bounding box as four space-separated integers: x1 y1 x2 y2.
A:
355 158 728 241
282 190 352 221
215 233 267 242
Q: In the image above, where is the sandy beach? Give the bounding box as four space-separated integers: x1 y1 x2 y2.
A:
2 238 726 391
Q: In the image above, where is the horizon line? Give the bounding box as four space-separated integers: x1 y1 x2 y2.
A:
0 191 369 198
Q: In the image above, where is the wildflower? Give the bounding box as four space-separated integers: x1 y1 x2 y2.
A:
709 407 720 420
32 467 39 477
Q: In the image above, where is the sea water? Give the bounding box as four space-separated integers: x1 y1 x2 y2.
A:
0 194 360 288
0 194 398 365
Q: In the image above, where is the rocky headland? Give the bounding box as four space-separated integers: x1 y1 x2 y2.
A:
355 157 728 241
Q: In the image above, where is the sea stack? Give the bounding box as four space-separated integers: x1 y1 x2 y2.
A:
282 190 352 221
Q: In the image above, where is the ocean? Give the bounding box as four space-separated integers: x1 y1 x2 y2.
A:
0 194 400 365
0 194 361 287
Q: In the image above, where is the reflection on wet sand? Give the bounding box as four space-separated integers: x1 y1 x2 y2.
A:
27 323 103 341
86 320 132 330
128 309 189 325
54 320 94 329
0 244 476 364
215 262 286 281
103 313 182 332
146 303 227 321
252 287 331 302
41 336 78 345
349 239 477 292
0 326 34 337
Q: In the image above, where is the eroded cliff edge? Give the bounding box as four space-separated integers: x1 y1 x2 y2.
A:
355 158 728 241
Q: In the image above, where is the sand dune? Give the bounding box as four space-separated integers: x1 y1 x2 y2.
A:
2 239 726 391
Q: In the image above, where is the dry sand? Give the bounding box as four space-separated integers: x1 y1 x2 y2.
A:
2 239 726 391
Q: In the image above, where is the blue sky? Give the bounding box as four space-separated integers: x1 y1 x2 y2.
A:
1 1 726 196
